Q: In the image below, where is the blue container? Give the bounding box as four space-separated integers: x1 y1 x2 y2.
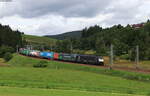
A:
40 52 54 59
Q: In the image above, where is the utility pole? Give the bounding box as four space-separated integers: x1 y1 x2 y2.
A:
16 45 19 53
135 45 139 69
70 42 73 53
110 44 113 69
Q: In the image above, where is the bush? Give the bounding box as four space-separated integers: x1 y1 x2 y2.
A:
3 52 13 62
33 61 48 68
0 45 14 57
126 90 134 94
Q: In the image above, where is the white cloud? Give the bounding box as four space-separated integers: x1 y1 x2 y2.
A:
0 0 150 36
0 13 112 36
0 0 113 18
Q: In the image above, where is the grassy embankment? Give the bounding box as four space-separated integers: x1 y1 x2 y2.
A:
0 54 147 95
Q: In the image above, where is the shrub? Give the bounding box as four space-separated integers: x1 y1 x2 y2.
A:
126 90 134 94
33 61 48 68
3 52 13 62
0 45 14 57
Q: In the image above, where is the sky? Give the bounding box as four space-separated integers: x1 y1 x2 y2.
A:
0 0 150 36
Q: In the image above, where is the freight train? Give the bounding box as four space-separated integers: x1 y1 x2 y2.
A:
19 49 104 66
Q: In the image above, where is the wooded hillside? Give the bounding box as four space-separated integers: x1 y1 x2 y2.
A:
0 24 23 48
55 20 150 60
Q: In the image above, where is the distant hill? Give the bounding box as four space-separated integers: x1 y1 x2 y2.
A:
23 35 57 46
45 31 82 40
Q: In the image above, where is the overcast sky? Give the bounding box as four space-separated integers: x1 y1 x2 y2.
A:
0 0 150 36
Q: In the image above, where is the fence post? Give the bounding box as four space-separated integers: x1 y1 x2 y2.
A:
110 44 113 69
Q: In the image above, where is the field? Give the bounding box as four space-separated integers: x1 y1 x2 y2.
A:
0 54 150 96
23 35 57 46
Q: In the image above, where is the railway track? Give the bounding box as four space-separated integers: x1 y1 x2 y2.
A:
19 54 150 74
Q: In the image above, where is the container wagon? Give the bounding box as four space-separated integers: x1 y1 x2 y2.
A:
40 52 54 59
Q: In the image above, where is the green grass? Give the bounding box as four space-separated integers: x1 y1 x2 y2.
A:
0 87 141 96
23 35 57 46
0 67 150 95
0 58 4 64
0 58 9 66
8 54 41 67
8 54 150 82
2 54 150 95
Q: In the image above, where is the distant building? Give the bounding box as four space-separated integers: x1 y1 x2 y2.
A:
132 23 145 28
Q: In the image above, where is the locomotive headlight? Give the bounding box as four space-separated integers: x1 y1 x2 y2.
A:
98 58 104 62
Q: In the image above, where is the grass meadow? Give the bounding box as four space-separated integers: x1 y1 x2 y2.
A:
0 54 149 96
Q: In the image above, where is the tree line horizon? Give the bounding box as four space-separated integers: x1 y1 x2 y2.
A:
1 20 150 60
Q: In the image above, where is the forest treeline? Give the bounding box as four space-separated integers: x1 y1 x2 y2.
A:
1 20 150 60
55 20 150 60
0 24 24 57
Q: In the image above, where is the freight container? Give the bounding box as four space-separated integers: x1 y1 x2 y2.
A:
34 51 40 57
61 53 78 62
19 48 24 54
30 50 40 57
40 52 54 59
62 53 72 61
53 53 59 60
58 53 63 60
23 49 30 56
21 50 25 55
70 54 78 62
62 53 77 62
19 50 23 54
29 50 33 56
